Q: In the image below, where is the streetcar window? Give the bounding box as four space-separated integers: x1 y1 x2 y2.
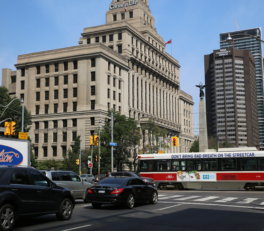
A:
157 160 170 171
202 159 217 171
181 160 186 171
139 160 157 172
259 158 264 170
187 160 196 171
241 158 257 171
221 158 238 171
171 160 180 171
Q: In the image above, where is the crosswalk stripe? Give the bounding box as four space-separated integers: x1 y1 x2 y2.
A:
193 196 219 202
174 196 200 201
214 197 238 203
159 195 184 200
237 198 258 204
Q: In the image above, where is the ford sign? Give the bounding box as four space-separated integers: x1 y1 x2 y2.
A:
0 145 23 166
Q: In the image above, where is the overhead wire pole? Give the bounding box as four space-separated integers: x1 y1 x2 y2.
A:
111 111 114 172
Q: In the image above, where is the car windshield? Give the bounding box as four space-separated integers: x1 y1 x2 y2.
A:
99 177 128 185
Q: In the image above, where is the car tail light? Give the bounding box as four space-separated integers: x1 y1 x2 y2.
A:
110 188 124 195
87 188 94 194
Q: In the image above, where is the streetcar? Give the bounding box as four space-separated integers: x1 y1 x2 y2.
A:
137 151 264 190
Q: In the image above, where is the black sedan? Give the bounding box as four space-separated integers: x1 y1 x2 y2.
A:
85 177 158 209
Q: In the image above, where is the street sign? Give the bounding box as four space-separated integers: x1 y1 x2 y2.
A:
18 132 28 140
109 142 117 146
88 162 93 168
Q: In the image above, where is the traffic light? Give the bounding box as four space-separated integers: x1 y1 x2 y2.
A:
172 136 179 147
93 135 99 146
76 159 80 165
89 135 94 145
10 121 16 135
4 122 11 135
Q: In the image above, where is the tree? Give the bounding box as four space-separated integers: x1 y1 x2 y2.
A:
190 140 199 152
0 87 31 135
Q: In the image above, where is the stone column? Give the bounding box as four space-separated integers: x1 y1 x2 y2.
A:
199 95 208 152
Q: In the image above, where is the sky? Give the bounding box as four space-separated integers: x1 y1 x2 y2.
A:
1 0 264 134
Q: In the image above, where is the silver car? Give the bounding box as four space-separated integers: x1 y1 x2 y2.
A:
42 170 92 202
80 174 95 183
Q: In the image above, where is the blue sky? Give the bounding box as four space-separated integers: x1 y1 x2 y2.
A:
1 0 264 133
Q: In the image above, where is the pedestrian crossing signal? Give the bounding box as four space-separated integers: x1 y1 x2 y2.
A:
172 136 179 147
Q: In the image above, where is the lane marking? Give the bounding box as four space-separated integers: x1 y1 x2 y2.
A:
193 196 219 202
159 195 184 200
62 224 92 231
158 204 182 211
159 201 264 210
237 198 258 204
174 196 200 201
214 197 238 203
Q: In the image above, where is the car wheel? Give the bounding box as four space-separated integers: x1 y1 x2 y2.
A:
56 198 73 220
126 194 135 209
92 203 101 209
0 204 16 231
149 191 158 204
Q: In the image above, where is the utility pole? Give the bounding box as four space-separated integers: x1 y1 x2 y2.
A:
111 111 114 172
79 139 82 175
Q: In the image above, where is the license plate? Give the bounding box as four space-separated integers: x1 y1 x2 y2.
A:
98 190 105 194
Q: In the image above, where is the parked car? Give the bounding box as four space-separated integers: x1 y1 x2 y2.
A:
41 170 92 202
0 167 75 231
85 177 158 209
110 171 156 187
80 174 95 183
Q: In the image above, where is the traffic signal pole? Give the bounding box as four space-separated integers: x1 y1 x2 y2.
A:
111 111 114 172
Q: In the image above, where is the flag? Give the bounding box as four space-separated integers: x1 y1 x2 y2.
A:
165 39 172 46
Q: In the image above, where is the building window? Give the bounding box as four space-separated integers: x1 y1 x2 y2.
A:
73 88 78 97
121 13 125 20
117 44 122 54
54 103 58 113
64 75 68 84
129 11 133 18
21 68 25 76
54 76 59 86
53 132 57 142
107 89 110 98
119 106 121 113
91 86 96 95
119 80 121 89
53 120 58 128
44 133 48 143
109 34 113 42
35 122 39 129
44 121 48 129
36 66 41 74
34 147 38 158
45 64 49 73
113 91 116 100
114 65 116 73
36 105 40 115
54 90 58 99
108 62 111 71
113 14 117 21
108 75 110 84
91 117 95 125
87 37 91 44
63 119 67 127
63 132 67 142
45 104 49 114
20 94 24 100
108 103 110 110
113 78 116 87
73 74 78 83
61 146 67 156
64 62 68 71
73 102 77 111
102 35 106 43
45 78 49 87
63 89 68 98
11 76 16 83
91 71 96 81
52 146 57 157
91 100 95 110
91 58 96 67
45 91 49 100
35 134 39 143
119 93 121 102
21 80 25 90
73 60 78 69
54 63 59 72
43 147 48 157
72 119 77 127
118 32 122 40
36 92 40 101
72 131 77 141
95 36 99 43
63 103 68 112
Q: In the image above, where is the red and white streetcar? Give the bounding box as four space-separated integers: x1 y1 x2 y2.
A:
137 150 264 190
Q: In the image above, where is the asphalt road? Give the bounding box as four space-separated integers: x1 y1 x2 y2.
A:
15 190 264 231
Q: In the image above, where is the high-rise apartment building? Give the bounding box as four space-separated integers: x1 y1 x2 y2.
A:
220 28 264 147
204 48 258 147
2 0 194 160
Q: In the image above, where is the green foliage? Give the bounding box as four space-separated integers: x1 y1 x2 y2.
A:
0 87 31 135
36 159 65 170
190 140 199 152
